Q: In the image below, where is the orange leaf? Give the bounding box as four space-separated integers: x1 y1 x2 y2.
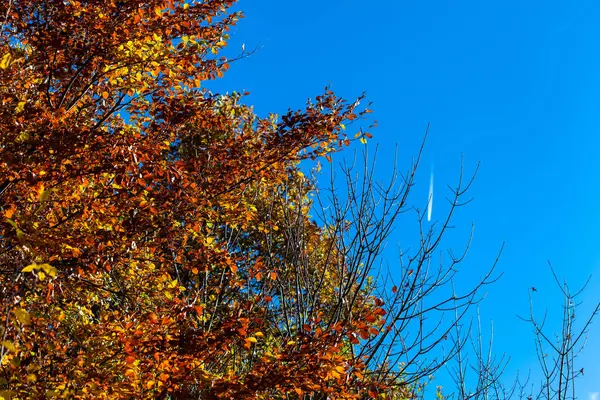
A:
365 314 377 323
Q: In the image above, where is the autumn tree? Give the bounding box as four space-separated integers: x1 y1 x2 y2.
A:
0 1 498 399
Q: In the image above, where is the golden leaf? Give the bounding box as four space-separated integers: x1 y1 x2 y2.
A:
14 308 31 325
0 53 11 69
40 264 57 278
1 341 16 352
0 390 16 400
22 264 40 273
15 101 26 113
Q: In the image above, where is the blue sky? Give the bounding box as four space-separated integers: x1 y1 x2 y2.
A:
207 0 600 396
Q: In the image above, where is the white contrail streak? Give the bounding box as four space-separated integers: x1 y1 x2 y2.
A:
427 171 434 222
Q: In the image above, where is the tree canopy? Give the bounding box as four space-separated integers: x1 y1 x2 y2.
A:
0 1 413 398
3 1 552 399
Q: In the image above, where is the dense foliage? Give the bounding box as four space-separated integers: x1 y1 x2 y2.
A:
0 1 414 398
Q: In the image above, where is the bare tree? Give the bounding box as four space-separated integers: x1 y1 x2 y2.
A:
283 132 504 397
443 262 599 400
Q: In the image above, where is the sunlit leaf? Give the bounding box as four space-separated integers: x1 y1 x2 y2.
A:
0 53 11 69
1 341 16 352
14 308 31 325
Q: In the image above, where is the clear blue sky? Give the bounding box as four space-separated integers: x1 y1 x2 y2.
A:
207 0 600 396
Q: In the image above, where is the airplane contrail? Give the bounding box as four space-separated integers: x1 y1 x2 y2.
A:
427 171 433 222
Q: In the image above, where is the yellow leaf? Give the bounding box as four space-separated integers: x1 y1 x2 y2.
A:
146 380 155 389
254 332 264 337
183 3 190 10
15 101 26 113
64 245 82 257
1 341 16 352
37 185 50 202
360 137 367 145
26 374 37 383
38 271 46 280
0 53 11 69
40 263 57 278
155 8 162 17
22 264 40 273
14 308 31 325
0 390 16 400
246 337 258 343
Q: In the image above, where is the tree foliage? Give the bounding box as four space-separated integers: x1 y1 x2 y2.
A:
0 1 400 398
0 1 506 399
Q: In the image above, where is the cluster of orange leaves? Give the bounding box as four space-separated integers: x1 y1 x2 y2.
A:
0 1 407 399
